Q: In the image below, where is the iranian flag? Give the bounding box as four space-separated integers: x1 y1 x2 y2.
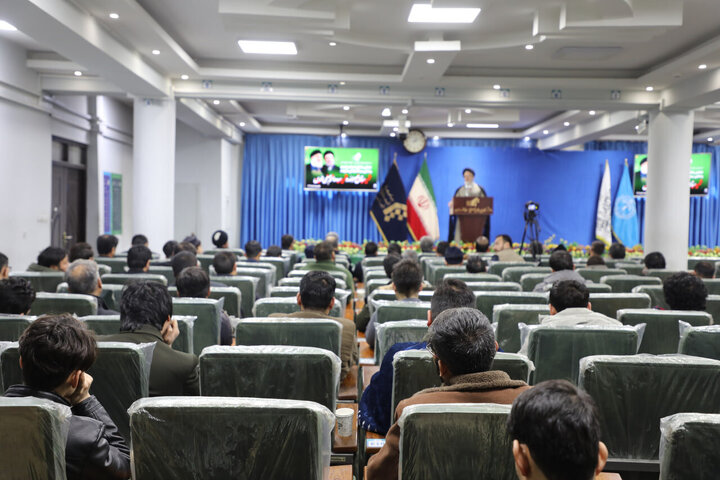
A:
407 158 440 240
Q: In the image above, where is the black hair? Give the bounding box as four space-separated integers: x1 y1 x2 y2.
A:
507 379 601 480
427 307 495 375
462 168 475 177
313 242 334 262
0 277 36 314
0 252 7 270
549 250 574 271
608 243 626 259
163 240 178 259
176 266 210 298
387 243 402 256
171 251 198 278
281 234 294 250
383 254 402 278
496 234 513 246
436 241 450 256
365 242 378 256
444 246 464 265
182 234 201 249
265 245 282 257
549 280 589 312
299 271 336 310
175 242 197 256
68 242 94 262
131 234 148 246
694 261 716 279
553 244 567 252
664 272 707 311
466 255 487 273
644 251 666 269
586 256 605 266
475 236 489 253
309 149 322 158
120 281 172 331
244 240 262 259
127 245 152 270
37 247 67 268
213 251 236 275
430 279 476 321
212 230 228 249
529 241 543 256
323 150 334 158
304 245 315 259
96 235 118 256
18 314 97 392
391 259 423 296
590 241 605 256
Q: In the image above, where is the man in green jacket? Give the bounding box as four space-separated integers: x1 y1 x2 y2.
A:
298 241 354 293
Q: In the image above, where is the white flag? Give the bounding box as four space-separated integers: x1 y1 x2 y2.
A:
595 160 612 245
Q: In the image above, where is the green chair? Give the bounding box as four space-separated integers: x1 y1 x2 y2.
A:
588 293 651 319
576 268 627 283
427 265 466 285
645 269 682 282
706 295 720 324
493 304 550 353
466 281 521 293
95 257 127 273
0 397 69 479
614 262 645 276
519 273 548 292
631 285 667 309
617 309 712 354
375 301 431 325
288 269 347 284
524 325 641 384
488 261 527 277
0 342 22 390
172 298 223 354
196 254 216 274
492 352 534 384
0 316 34 342
585 283 612 293
365 278 391 296
442 272 502 283
375 320 428 364
56 281 123 312
501 266 551 283
82 315 196 355
30 292 98 317
10 272 65 293
236 262 278 285
601 274 661 293
234 318 342 356
234 268 272 298
687 257 720 270
199 345 340 411
420 256 445 280
147 266 174 285
252 297 342 318
678 323 720 360
269 287 350 313
101 273 168 286
204 248 243 257
169 286 242 318
660 413 720 480
702 279 720 295
210 275 258 318
129 396 333 480
364 270 389 283
398 403 516 479
474 292 547 319
262 257 289 278
367 291 433 314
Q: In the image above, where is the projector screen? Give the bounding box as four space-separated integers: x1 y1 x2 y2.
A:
304 146 379 192
633 153 711 196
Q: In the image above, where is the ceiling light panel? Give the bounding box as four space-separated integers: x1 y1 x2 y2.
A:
408 4 481 23
467 123 499 129
238 40 297 55
414 40 462 52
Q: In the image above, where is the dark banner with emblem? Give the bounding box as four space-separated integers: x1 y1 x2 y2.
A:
370 159 409 241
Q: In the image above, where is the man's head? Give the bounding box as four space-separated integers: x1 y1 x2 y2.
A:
402 250 419 263
444 246 464 265
586 256 605 267
475 236 489 253
644 251 666 270
65 260 101 296
68 242 94 262
0 252 8 279
419 236 434 253
212 230 229 249
175 242 197 256
37 247 69 272
309 149 323 167
18 314 97 393
213 251 237 275
313 241 334 262
427 307 495 380
430 279 476 323
365 242 379 257
664 272 708 311
383 254 402 278
171 251 198 278
387 243 402 256
304 245 315 259
176 266 210 298
549 280 589 314
162 240 178 259
391 259 423 298
608 243 626 260
127 245 152 272
436 241 449 257
494 235 513 252
694 261 716 279
324 150 335 168
0 278 35 314
549 250 574 272
281 234 294 250
244 241 262 260
325 232 340 250
131 234 149 247
590 241 605 257
182 234 202 254
298 271 336 312
265 245 282 257
462 168 475 184
120 281 173 332
507 379 607 480
466 255 487 273
96 235 118 257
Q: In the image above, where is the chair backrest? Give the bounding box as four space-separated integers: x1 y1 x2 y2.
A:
492 304 550 353
0 397 70 479
0 316 35 342
57 282 122 312
375 320 428 363
601 274 662 293
168 286 242 318
269 286 301 298
525 325 641 384
375 301 431 325
0 342 22 391
30 292 98 317
678 324 720 360
576 268 628 283
234 268 272 298
10 272 65 293
442 272 502 283
196 254 216 274
262 257 289 278
705 295 720 324
364 270 389 282
501 266 551 283
617 308 713 354
645 269 683 282
579 354 720 459
129 396 333 480
146 265 174 285
100 273 168 286
585 283 612 293
95 257 127 273
210 275 258 317
474 291 547 319
588 293 651 319
492 352 534 384
361 256 387 268
236 262 278 285
687 257 719 270
631 284 667 309
518 273 548 292
234 318 342 356
199 345 340 411
427 265 466 285
398 403 516 479
172 298 223 354
82 315 196 354
487 262 525 276
659 413 720 480
701 278 720 295
615 262 645 275
365 278 392 296
252 297 342 317
466 281 522 293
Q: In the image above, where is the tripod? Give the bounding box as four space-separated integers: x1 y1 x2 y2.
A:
519 211 541 257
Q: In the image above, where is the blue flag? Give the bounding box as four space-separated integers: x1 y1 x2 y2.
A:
612 160 639 246
370 159 408 241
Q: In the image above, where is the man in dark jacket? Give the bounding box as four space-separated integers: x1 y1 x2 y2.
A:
4 314 130 480
65 260 118 315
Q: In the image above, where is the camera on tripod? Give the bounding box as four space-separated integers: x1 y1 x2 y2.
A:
524 201 539 221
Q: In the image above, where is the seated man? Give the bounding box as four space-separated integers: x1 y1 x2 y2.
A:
0 277 35 314
304 245 315 259
533 250 587 293
435 241 449 257
664 272 708 310
211 230 229 249
126 245 152 274
354 254 402 333
365 259 424 348
475 235 490 253
694 260 716 279
171 251 198 284
353 241 378 282
419 236 434 253
69 242 94 262
0 252 8 279
269 271 358 381
492 234 525 262
96 235 118 258
588 240 605 261
281 234 294 251
265 245 282 257
99 281 199 396
507 379 608 480
213 251 237 276
298 241 354 293
131 234 148 247
359 279 476 435
387 243 402 256
175 266 234 346
466 254 487 273
366 307 530 479
444 246 464 265
28 247 69 272
182 234 203 254
608 242 626 260
643 251 666 273
65 260 119 315
244 240 262 261
585 255 606 268
4 314 131 479
162 240 178 260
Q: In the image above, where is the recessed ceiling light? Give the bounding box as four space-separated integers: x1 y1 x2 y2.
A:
151 49 160 55
73 70 82 77
467 123 499 129
589 110 596 116
401 108 409 114
563 121 570 127
343 120 349 126
543 129 549 135
109 13 119 19
341 132 347 138
447 122 454 128
0 20 17 31
342 106 350 111
465 108 472 114
213 100 220 105
329 41 337 47
525 44 534 50
708 137 714 142
339 81 346 85
393 127 399 132
493 84 501 90
426 58 435 64
699 64 708 70
390 132 396 137
645 86 654 92
433 136 440 140
524 136 531 142
180 74 189 80
238 40 297 55
239 122 246 127
408 4 481 23
381 107 391 117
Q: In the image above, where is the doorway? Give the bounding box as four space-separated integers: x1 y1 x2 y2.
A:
51 138 87 249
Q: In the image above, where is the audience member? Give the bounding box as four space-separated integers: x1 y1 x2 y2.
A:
367 307 530 479
4 314 131 479
444 246 464 265
0 277 35 314
585 255 606 267
694 260 716 279
608 242 626 260
162 240 178 260
0 252 8 279
359 279 475 434
325 231 340 251
304 244 315 259
533 251 587 292
419 236 434 253
354 241 378 282
211 229 229 249
298 241 354 292
127 245 152 273
589 240 605 258
244 240 262 261
182 234 202 254
68 242 94 262
28 247 69 272
131 234 148 247
265 245 282 257
174 241 197 256
475 236 490 253
99 281 199 396
664 272 708 311
466 254 487 273
492 234 524 262
170 251 198 282
212 251 237 276
175 266 233 345
65 260 118 315
436 241 449 257
96 235 118 258
354 253 401 333
269 271 358 380
507 379 608 480
553 244 567 252
387 242 402 256
281 234 294 250
643 251 666 273
402 250 419 263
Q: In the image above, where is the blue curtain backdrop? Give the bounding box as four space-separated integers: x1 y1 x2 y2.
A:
241 134 718 248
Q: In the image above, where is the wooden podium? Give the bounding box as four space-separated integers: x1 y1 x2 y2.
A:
451 196 493 243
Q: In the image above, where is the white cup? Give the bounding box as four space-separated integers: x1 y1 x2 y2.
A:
335 408 354 437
